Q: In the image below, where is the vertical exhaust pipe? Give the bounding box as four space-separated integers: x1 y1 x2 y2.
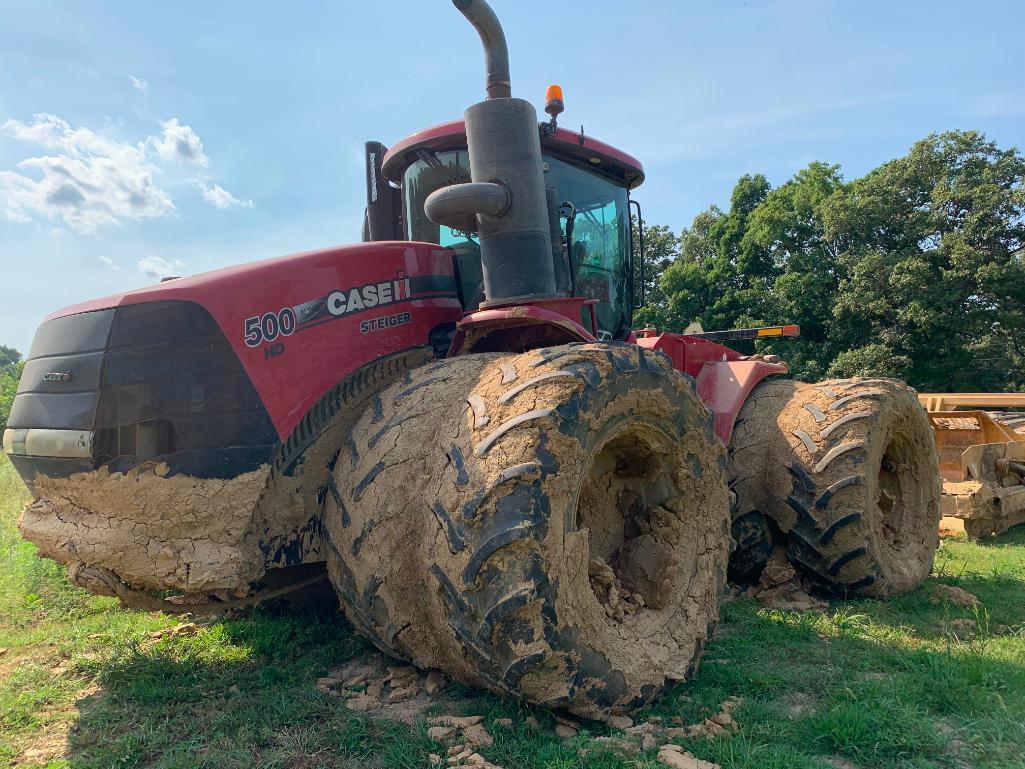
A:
424 0 560 306
452 0 511 100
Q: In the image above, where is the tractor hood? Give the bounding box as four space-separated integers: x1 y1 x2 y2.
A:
7 241 464 484
43 242 406 321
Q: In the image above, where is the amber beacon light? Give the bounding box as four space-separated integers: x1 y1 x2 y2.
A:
544 84 564 120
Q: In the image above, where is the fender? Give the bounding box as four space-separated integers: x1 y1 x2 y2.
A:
635 332 789 443
450 297 598 354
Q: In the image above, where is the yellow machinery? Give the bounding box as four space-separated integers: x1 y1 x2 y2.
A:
919 393 1025 537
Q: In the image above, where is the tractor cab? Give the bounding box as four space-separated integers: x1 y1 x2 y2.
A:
364 118 645 340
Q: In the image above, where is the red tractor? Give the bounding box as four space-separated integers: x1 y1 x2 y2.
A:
3 0 939 718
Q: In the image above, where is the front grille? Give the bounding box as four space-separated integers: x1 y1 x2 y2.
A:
6 300 279 481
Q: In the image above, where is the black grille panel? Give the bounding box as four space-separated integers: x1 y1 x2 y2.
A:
8 309 113 431
9 300 278 480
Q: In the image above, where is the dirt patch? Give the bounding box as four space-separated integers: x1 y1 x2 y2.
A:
782 691 815 716
932 584 979 608
20 462 273 594
316 652 453 724
11 723 69 767
949 618 978 634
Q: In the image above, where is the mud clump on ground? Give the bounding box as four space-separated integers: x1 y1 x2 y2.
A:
671 696 742 739
931 583 979 608
317 653 506 767
657 745 721 769
316 651 456 724
427 714 502 769
20 463 274 594
742 548 828 611
585 697 741 760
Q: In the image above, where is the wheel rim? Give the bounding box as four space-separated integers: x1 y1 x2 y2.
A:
876 434 912 553
574 423 684 615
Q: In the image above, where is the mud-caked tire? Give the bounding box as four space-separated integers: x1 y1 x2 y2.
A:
730 377 940 596
323 343 731 717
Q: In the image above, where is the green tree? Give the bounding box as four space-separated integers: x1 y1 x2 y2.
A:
741 162 845 379
821 130 1025 390
630 130 1024 392
632 219 680 315
0 358 24 433
644 206 723 331
0 345 20 370
703 175 772 331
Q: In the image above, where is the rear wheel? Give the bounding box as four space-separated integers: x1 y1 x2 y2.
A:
730 377 940 596
323 343 730 717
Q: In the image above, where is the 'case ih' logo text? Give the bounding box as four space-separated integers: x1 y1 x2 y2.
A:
323 275 412 319
43 372 72 383
243 271 432 349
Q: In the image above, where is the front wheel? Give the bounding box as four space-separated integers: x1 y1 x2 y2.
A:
729 377 941 596
323 343 731 717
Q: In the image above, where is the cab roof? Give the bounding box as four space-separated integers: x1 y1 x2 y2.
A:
381 119 645 190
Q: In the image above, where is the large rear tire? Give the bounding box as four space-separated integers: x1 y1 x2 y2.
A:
730 377 940 596
323 343 730 717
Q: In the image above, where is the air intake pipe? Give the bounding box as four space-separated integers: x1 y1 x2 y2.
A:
424 0 560 306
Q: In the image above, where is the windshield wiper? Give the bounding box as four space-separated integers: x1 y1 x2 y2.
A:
417 148 444 168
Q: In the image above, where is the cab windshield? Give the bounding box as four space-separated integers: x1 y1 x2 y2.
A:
402 149 631 338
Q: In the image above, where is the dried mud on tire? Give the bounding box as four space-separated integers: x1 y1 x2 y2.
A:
730 377 941 596
323 343 731 718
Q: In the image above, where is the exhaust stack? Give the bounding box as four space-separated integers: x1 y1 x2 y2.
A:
424 0 559 306
452 0 510 100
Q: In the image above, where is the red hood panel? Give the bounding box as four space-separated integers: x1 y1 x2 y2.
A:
46 241 464 439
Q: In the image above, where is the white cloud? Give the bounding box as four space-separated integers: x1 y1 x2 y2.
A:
0 113 242 232
148 118 208 166
197 181 253 209
129 75 148 92
0 113 175 232
98 254 120 271
137 255 184 280
0 112 252 234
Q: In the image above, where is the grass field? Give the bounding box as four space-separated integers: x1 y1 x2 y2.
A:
2 453 1024 769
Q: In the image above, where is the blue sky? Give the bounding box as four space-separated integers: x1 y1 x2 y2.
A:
2 0 1023 354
